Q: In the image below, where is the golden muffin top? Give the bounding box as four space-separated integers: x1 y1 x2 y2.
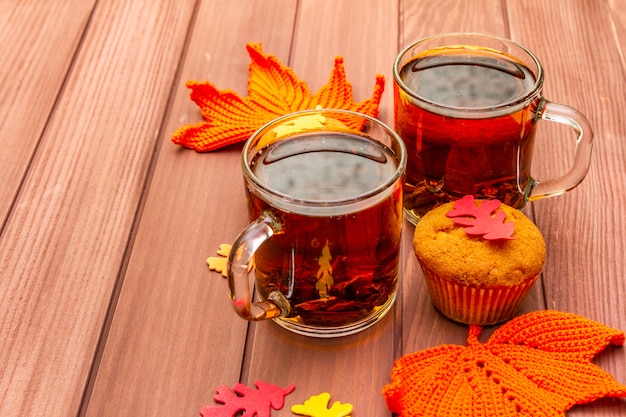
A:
413 197 546 286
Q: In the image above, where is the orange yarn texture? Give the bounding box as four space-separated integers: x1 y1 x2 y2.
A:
383 310 626 416
171 43 385 152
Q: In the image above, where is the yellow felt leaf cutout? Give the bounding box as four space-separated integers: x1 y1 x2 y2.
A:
383 310 626 417
207 244 232 277
291 392 353 417
207 243 254 277
171 43 384 152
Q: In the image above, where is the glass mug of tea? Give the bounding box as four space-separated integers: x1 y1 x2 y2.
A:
393 32 593 224
227 109 407 337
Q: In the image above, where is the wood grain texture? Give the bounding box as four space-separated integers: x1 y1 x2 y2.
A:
0 0 96 226
508 0 626 381
82 1 299 416
0 1 196 416
239 1 401 414
396 0 550 356
291 0 399 124
1 1 624 416
507 1 626 414
609 0 626 69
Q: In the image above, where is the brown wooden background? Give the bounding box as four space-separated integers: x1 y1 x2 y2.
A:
1 1 624 416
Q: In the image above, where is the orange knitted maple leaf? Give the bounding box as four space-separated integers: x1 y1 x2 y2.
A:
171 43 385 152
383 310 626 416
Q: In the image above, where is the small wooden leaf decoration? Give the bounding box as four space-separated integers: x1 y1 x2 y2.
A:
446 195 515 240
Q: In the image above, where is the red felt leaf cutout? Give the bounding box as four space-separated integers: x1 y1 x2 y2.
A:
200 380 295 417
446 195 515 240
383 310 626 417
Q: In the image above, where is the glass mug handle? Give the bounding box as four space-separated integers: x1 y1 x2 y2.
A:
529 100 594 201
227 210 291 321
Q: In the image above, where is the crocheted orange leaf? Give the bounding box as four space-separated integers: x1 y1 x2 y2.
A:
172 43 385 152
383 310 626 417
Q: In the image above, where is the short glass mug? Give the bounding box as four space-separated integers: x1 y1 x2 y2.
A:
393 32 593 225
227 109 407 337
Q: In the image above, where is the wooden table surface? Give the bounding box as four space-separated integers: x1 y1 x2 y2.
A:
2 1 625 416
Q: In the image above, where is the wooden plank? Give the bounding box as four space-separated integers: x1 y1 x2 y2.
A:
0 0 96 227
394 2 625 415
396 0 540 354
507 0 626 414
81 1 299 416
236 1 401 414
0 1 196 416
609 0 626 70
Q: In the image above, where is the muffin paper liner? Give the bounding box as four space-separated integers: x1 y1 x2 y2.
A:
421 265 540 325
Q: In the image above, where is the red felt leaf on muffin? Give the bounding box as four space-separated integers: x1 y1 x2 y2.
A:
446 195 515 240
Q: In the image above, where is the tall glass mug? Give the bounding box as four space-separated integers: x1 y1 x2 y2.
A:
227 109 407 337
393 33 593 224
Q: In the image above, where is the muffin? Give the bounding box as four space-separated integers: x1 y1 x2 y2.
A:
413 195 546 325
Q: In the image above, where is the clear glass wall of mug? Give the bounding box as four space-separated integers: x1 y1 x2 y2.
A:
393 32 593 225
227 109 407 337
